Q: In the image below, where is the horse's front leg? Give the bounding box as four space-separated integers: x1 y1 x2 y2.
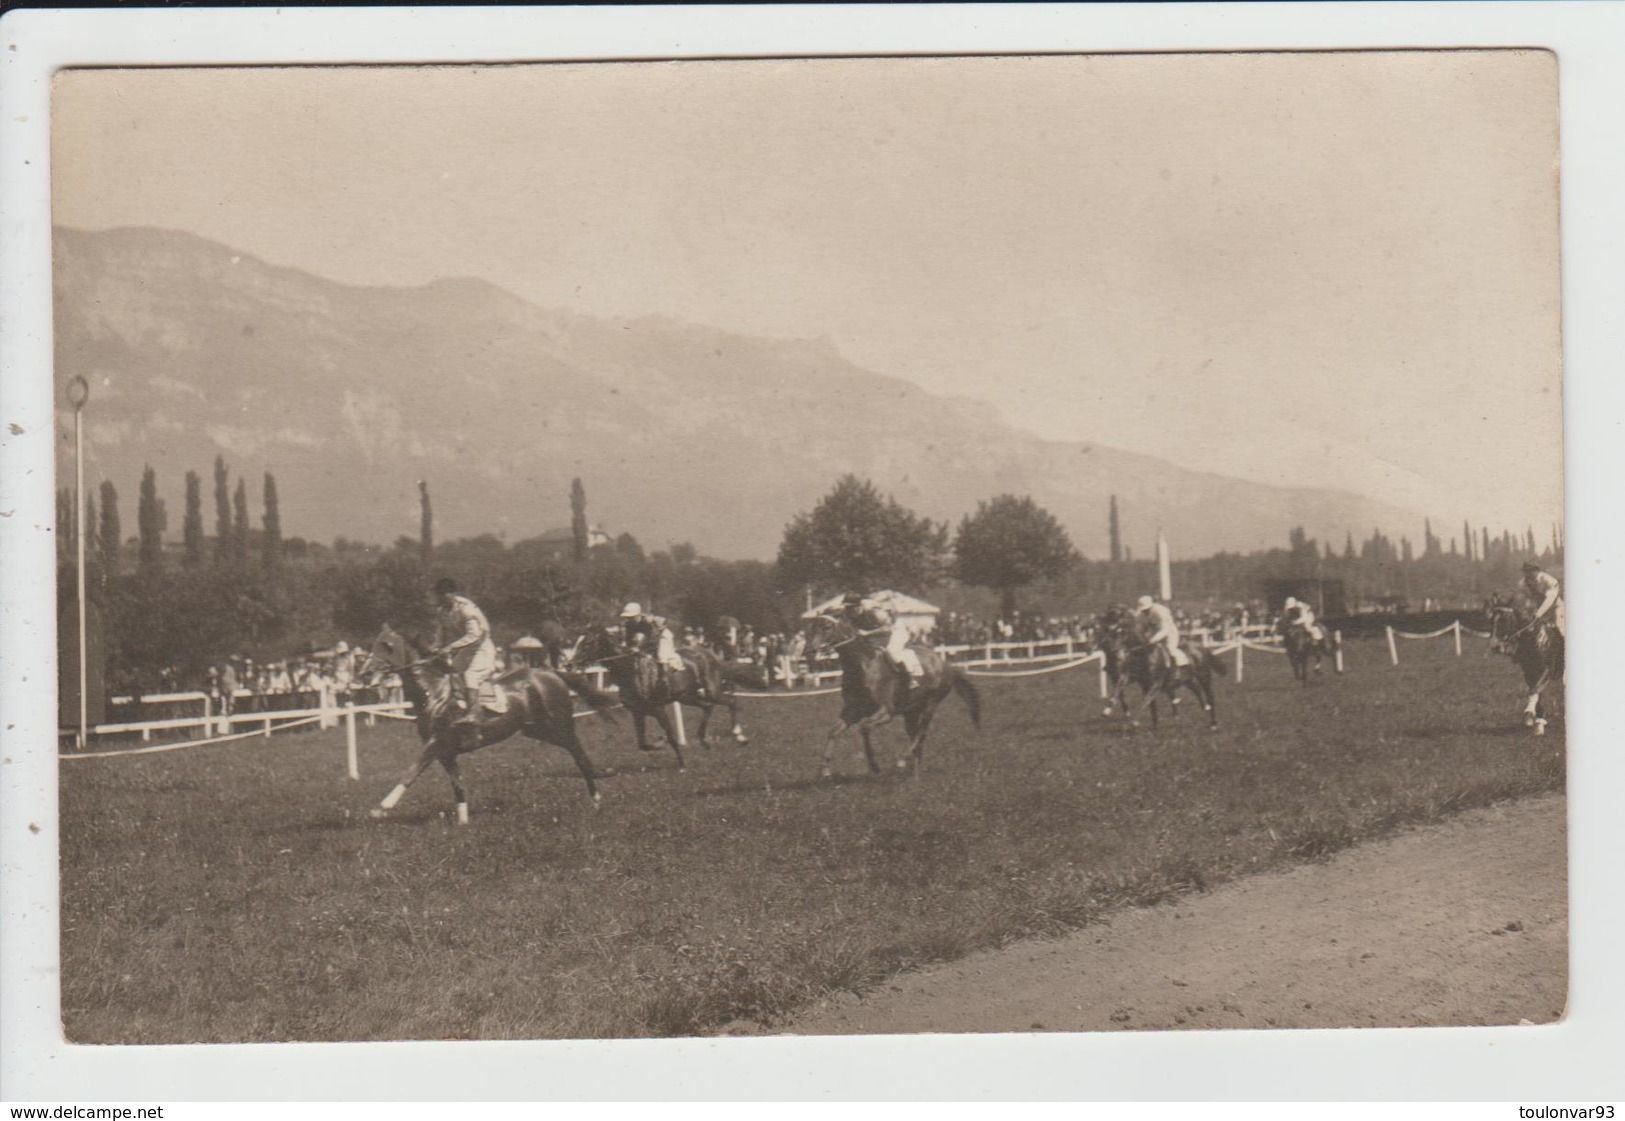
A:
726 694 748 744
632 710 658 752
373 739 440 818
821 716 853 779
440 755 469 825
693 700 714 748
649 706 686 771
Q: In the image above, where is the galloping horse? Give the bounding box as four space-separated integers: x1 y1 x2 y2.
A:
1097 607 1222 729
802 614 981 778
570 624 747 769
1485 596 1565 735
1277 617 1341 685
358 625 617 823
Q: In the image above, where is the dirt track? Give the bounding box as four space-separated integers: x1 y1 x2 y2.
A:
782 794 1567 1035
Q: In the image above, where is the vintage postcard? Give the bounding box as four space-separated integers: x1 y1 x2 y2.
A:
45 50 1565 1046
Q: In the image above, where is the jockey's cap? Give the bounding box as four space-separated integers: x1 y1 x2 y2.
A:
843 591 863 605
1135 594 1153 610
619 602 643 618
433 577 457 596
334 641 349 653
1283 596 1297 608
1522 560 1542 573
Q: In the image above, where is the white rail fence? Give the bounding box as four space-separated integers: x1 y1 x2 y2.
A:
1383 619 1491 665
57 622 1379 768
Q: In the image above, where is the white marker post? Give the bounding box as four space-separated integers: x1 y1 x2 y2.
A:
1334 630 1345 674
1097 654 1108 699
1386 625 1399 666
1453 619 1463 657
345 701 359 781
668 701 687 747
1235 640 1244 683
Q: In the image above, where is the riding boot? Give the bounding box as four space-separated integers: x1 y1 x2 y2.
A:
454 679 479 724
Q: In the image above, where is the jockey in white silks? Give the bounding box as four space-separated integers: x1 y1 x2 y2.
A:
841 592 923 681
620 603 687 673
1135 595 1190 667
1521 561 1565 639
1282 596 1327 643
433 576 501 723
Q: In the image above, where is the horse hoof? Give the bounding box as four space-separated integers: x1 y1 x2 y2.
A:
596 766 618 779
591 792 603 809
368 808 388 820
1102 706 1114 717
1523 714 1536 727
821 768 833 780
638 743 662 753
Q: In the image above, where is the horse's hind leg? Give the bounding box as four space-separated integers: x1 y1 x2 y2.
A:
529 724 602 807
904 707 938 774
650 707 686 771
693 701 714 748
726 694 748 744
373 741 439 818
440 756 470 825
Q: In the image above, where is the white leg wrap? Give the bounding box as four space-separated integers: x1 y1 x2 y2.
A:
381 784 408 810
456 803 469 825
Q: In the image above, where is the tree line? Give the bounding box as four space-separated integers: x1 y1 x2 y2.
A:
56 466 1559 694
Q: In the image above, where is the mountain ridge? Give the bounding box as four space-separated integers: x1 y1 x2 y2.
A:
52 225 1432 560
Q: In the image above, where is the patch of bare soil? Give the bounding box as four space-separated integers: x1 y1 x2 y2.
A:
780 794 1566 1035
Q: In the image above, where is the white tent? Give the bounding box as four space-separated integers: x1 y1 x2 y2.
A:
805 589 942 637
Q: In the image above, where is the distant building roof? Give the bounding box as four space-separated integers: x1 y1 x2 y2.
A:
805 589 942 619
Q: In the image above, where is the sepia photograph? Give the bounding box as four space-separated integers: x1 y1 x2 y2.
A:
6 4 1623 1102
42 48 1568 1045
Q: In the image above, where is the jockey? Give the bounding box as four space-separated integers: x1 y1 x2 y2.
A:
432 577 498 724
1135 594 1190 667
1520 560 1565 640
620 602 687 685
1282 596 1327 644
840 591 923 683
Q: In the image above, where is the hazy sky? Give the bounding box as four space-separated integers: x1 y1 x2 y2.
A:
52 53 1563 534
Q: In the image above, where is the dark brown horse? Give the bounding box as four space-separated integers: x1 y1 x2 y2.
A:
358 625 617 824
570 624 747 769
802 615 981 778
1277 617 1341 684
1486 596 1564 735
1097 607 1221 729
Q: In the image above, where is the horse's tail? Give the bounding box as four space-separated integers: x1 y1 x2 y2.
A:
556 670 620 724
1200 646 1227 678
951 670 982 729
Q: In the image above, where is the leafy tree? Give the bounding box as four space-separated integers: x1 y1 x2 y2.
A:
99 480 123 573
1108 494 1122 564
183 471 204 566
214 456 231 564
669 540 696 566
776 475 947 595
953 495 1079 616
232 478 250 565
137 465 167 570
262 472 282 569
570 478 588 564
616 532 646 563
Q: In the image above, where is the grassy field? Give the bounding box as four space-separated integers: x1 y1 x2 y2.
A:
59 636 1564 1042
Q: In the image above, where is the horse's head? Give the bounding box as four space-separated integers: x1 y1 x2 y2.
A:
801 613 851 655
1485 599 1527 653
570 624 624 667
355 624 413 683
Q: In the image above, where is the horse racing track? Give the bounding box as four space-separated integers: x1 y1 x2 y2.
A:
59 637 1564 1043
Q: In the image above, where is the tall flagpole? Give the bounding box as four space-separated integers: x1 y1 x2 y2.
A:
1157 529 1172 602
69 376 90 750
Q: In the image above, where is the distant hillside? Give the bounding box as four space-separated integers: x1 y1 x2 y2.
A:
52 226 1428 559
